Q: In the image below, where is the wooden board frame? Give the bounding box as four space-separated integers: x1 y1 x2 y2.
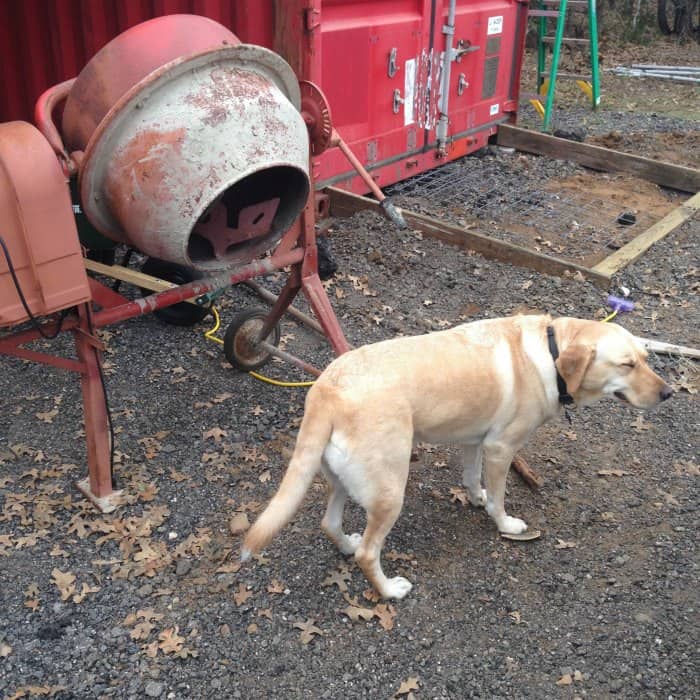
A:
327 125 700 285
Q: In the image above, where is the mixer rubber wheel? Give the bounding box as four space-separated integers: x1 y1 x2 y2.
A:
140 258 209 326
223 310 281 371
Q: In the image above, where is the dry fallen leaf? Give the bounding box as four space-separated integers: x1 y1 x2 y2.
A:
363 588 382 603
386 550 414 562
216 562 241 574
395 676 420 697
449 487 469 506
267 579 286 595
597 469 629 477
72 583 101 604
130 621 155 641
0 642 12 657
556 674 573 686
51 568 76 601
375 603 397 631
233 583 254 607
554 539 578 549
203 427 227 442
632 414 652 432
342 603 376 623
158 627 185 655
229 512 250 535
35 408 59 423
293 619 323 645
322 567 352 592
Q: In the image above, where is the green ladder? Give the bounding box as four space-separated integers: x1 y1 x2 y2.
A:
529 0 601 131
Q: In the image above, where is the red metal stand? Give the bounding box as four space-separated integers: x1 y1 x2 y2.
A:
0 303 123 511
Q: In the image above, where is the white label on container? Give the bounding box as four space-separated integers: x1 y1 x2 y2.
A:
490 103 500 116
404 57 416 126
487 16 503 35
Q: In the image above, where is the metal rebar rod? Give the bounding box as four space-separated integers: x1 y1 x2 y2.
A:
258 340 322 377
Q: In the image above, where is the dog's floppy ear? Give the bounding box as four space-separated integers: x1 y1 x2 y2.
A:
555 344 595 395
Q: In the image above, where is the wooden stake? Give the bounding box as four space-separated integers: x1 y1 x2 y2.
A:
511 454 543 490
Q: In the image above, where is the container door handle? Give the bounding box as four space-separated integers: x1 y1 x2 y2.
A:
393 89 405 114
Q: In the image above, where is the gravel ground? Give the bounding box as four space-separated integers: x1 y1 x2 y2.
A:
1 47 699 700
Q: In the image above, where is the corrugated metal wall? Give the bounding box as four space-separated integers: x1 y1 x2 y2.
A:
0 0 274 122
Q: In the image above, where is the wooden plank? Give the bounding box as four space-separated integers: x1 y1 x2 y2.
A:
592 191 700 276
84 259 200 305
327 187 610 287
636 336 700 360
497 124 700 193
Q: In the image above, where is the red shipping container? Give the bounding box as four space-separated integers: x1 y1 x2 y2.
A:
0 1 528 193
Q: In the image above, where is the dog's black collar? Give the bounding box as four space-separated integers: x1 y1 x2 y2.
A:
547 326 574 406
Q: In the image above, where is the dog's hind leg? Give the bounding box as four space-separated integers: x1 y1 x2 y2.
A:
320 466 362 555
355 494 412 600
482 442 528 535
461 444 487 507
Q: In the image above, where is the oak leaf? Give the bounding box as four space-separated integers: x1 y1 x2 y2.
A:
203 427 227 442
267 579 286 594
158 627 185 654
293 619 323 644
395 676 420 697
233 583 254 606
449 487 469 506
51 568 76 601
72 583 101 604
322 567 352 592
375 603 397 631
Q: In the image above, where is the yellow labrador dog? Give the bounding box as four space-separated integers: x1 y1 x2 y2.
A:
242 315 672 599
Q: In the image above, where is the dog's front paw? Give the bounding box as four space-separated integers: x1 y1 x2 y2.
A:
498 516 528 535
339 532 362 556
468 488 487 507
382 576 413 600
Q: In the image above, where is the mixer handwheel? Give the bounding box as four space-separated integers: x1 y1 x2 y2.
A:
224 310 281 371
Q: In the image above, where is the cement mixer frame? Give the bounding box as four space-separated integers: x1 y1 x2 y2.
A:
1 16 383 512
0 162 349 512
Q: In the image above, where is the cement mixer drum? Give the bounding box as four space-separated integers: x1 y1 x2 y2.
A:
74 38 310 271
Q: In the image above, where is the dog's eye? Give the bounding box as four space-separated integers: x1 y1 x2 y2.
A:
621 362 636 368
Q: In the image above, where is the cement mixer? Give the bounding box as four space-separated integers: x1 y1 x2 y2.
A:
1 15 354 510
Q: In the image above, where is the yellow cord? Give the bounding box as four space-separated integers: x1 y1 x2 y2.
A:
601 309 618 323
204 307 314 387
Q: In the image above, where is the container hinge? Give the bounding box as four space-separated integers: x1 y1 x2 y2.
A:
304 8 321 31
388 48 399 78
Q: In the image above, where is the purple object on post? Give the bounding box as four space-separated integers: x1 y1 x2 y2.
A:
607 295 635 313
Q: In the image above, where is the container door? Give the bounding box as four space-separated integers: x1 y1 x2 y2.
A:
428 0 527 158
314 0 435 188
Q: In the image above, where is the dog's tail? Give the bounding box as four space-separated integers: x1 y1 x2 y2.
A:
241 391 332 561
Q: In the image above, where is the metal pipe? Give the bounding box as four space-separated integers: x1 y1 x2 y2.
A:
243 280 324 334
436 0 457 154
333 131 407 229
259 340 322 377
93 249 304 328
